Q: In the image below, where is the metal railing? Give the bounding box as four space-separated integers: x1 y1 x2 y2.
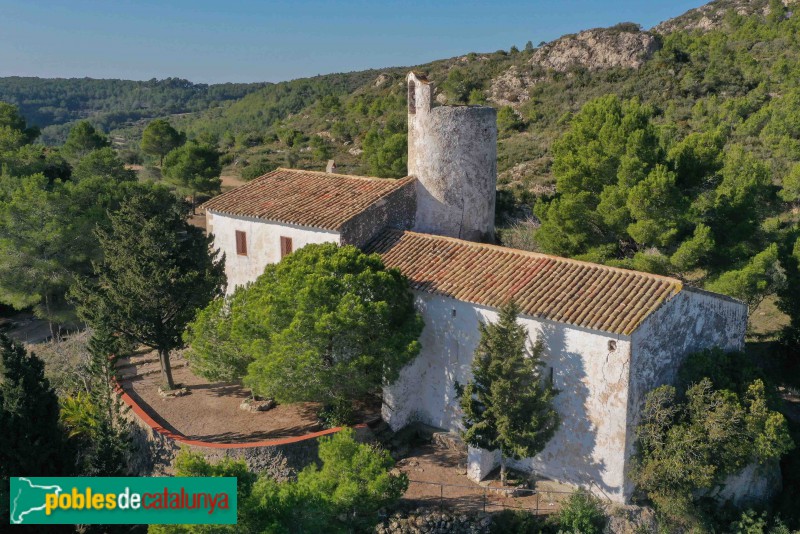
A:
404 479 581 515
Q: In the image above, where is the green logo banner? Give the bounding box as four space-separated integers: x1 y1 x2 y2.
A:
9 477 237 525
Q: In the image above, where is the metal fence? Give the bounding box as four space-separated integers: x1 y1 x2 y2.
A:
403 479 581 515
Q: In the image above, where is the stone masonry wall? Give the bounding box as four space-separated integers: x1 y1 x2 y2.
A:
407 73 497 243
340 178 417 248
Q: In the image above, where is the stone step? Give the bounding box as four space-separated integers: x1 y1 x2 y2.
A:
118 360 188 381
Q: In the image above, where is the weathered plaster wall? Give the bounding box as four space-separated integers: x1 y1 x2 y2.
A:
705 461 782 507
407 73 497 243
339 179 416 248
624 288 748 498
382 291 633 502
206 210 340 291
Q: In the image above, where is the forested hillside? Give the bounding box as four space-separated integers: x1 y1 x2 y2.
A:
0 77 268 144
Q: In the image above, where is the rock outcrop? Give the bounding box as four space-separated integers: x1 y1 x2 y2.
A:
489 27 658 106
654 0 796 34
530 27 659 72
375 509 491 534
489 66 537 107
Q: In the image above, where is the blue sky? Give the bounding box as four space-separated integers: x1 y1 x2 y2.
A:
1 0 704 84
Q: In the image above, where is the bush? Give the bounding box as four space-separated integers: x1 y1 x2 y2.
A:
490 509 550 533
498 106 525 134
219 152 234 166
151 427 406 533
240 159 276 180
556 489 607 534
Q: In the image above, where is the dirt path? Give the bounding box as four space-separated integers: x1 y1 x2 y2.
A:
221 173 246 190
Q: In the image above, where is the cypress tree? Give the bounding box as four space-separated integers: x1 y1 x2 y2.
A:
457 301 560 484
0 333 71 522
83 324 131 476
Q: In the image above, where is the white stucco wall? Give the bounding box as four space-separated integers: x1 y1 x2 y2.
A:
206 210 340 291
382 291 633 502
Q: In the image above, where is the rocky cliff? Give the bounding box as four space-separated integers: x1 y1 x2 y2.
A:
530 26 660 72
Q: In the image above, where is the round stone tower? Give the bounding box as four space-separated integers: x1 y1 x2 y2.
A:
407 71 497 242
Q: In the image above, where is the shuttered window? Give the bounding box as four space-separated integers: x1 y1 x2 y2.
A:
235 230 247 256
280 236 293 258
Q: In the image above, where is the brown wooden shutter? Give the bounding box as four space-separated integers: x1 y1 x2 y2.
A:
235 230 247 256
280 236 293 258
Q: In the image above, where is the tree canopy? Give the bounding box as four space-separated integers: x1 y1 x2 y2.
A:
0 334 72 522
0 102 39 151
61 121 110 163
534 94 782 307
141 119 185 165
0 121 136 334
72 146 137 183
162 140 222 210
185 243 422 418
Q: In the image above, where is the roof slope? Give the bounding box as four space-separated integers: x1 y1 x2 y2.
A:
366 230 684 336
201 168 415 231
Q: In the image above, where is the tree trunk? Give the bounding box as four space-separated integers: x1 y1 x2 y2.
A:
500 452 507 486
191 192 196 215
158 348 175 390
44 294 57 342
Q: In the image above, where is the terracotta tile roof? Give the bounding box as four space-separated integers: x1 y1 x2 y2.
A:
366 230 684 336
201 168 415 231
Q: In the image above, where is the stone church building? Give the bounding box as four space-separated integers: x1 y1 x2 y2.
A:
201 72 747 503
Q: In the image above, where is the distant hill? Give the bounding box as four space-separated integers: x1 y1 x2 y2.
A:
154 0 800 210
5 0 800 220
0 77 268 144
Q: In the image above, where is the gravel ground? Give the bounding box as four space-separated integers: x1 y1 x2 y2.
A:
119 352 324 443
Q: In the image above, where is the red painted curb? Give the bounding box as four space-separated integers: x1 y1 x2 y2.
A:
114 381 366 449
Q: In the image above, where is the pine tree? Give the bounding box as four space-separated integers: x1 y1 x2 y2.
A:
0 333 71 522
141 119 185 166
456 301 560 484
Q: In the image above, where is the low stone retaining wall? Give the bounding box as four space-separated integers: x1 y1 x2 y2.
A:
376 509 492 534
117 385 364 476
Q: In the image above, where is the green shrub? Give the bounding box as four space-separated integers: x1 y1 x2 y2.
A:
240 159 276 180
490 509 550 533
151 427 406 533
556 489 607 534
